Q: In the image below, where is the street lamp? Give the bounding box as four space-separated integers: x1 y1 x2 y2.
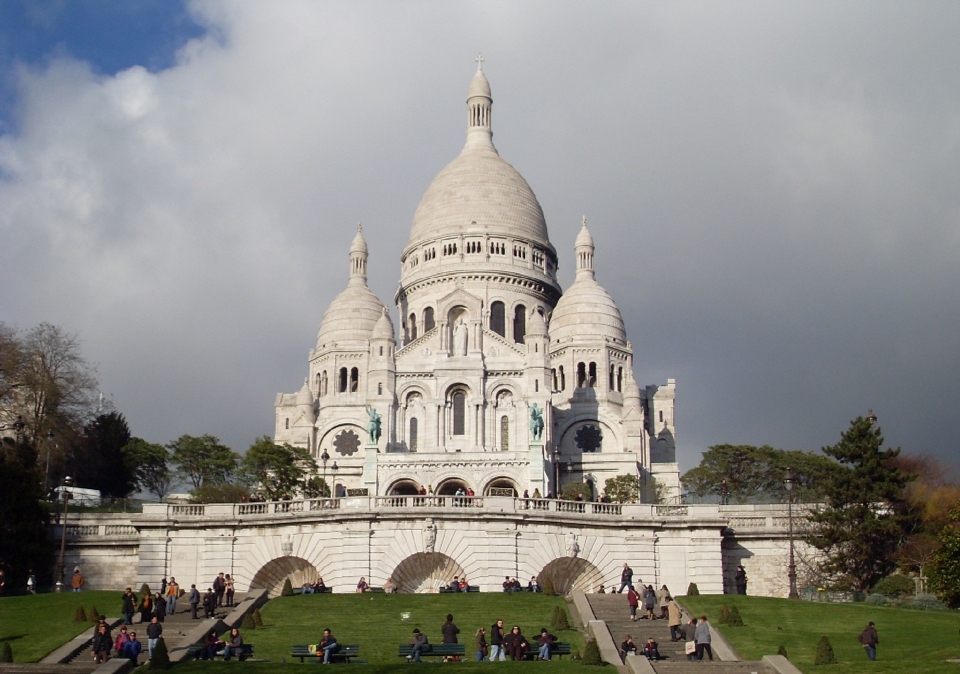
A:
331 461 339 497
720 479 729 506
866 409 877 425
320 449 330 498
43 430 55 494
55 476 74 592
0 415 25 442
784 468 799 600
551 448 560 497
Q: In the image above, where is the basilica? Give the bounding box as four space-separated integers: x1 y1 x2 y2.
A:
274 65 681 502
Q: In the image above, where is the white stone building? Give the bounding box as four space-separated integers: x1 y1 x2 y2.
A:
274 65 681 502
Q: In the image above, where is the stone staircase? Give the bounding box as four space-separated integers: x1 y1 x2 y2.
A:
586 593 773 674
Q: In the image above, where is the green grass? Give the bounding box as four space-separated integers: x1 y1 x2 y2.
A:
179 592 588 673
0 590 120 662
680 594 960 674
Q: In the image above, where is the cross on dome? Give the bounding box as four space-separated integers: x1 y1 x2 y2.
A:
475 53 484 72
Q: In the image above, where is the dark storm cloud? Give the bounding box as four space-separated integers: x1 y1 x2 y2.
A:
1 1 957 470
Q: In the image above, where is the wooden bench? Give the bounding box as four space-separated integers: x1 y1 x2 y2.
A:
293 587 333 595
438 586 480 593
186 643 255 661
291 644 362 664
398 644 466 660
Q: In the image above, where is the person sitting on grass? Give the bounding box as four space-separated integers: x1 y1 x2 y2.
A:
313 576 327 593
408 628 430 662
620 635 637 660
201 630 219 660
642 638 661 660
537 628 558 660
319 628 339 664
356 576 369 593
528 576 540 592
222 628 244 661
448 576 462 592
122 631 142 663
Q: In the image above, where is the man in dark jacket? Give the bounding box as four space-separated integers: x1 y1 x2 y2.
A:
490 619 505 661
408 628 430 663
213 573 226 607
319 628 339 664
537 629 557 660
188 584 201 620
858 622 879 661
618 563 634 593
145 617 163 658
122 588 137 625
203 588 216 618
441 614 460 643
92 624 112 663
734 566 747 595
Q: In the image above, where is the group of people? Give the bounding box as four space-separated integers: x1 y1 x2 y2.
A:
446 576 472 592
89 616 164 664
625 584 675 622
199 628 246 660
302 577 328 593
622 615 715 661
400 615 560 663
501 576 540 592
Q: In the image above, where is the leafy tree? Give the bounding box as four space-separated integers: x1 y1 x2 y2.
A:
67 412 135 498
189 482 249 504
168 434 238 489
240 437 317 500
302 476 331 498
561 481 592 501
806 416 917 592
604 474 640 503
123 438 173 499
928 507 960 608
682 444 836 503
0 437 53 588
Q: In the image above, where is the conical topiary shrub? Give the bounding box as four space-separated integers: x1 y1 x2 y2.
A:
777 645 788 659
727 605 744 627
541 575 556 596
252 608 264 627
242 612 256 630
582 639 602 665
140 583 151 598
814 636 837 665
281 578 294 596
89 606 100 623
718 605 731 625
551 606 570 631
1 642 13 663
687 582 700 596
73 606 88 622
151 637 171 669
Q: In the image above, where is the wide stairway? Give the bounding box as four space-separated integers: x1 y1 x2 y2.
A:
586 594 773 674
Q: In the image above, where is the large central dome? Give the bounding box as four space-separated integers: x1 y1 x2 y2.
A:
402 67 553 257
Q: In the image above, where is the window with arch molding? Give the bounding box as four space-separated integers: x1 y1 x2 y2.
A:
513 305 526 343
659 410 663 423
350 367 359 393
377 382 383 395
339 368 348 393
321 371 328 396
559 365 565 391
500 416 509 450
424 307 435 332
617 367 623 392
409 313 417 341
577 362 586 388
285 418 289 429
409 417 418 452
588 362 597 387
452 391 466 436
490 301 505 336
551 368 557 391
316 373 322 396
609 364 615 389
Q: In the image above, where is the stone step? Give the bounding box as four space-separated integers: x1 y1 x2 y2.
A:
0 664 99 674
653 662 772 674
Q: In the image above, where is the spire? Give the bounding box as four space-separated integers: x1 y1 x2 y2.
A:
574 216 595 280
466 57 493 149
349 222 369 286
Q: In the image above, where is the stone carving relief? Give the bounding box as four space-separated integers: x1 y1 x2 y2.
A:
566 533 579 558
424 518 437 553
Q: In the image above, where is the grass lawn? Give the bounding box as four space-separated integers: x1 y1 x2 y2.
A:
0 590 121 662
680 594 960 674
173 592 589 673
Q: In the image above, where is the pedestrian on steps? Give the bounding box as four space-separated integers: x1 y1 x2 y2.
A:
627 586 640 621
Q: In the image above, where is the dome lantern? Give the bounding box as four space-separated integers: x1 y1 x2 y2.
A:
349 222 368 286
466 53 493 149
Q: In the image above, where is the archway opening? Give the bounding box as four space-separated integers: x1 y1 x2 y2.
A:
436 478 471 495
538 557 604 595
484 477 518 497
388 479 422 495
389 552 465 593
249 556 319 598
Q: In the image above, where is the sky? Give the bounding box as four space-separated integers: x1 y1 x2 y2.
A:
1 1 958 473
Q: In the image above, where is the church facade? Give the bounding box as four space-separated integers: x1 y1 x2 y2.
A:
274 65 681 502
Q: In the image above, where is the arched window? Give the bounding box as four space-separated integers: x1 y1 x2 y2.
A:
513 305 526 343
617 367 623 392
490 301 505 336
577 362 586 388
409 418 418 452
285 418 289 429
409 313 417 341
551 368 557 391
452 391 466 435
316 373 322 396
350 367 359 392
424 307 435 332
535 379 539 392
500 416 509 450
339 367 348 393
659 410 663 423
379 345 383 356
377 382 383 395
321 371 328 396
559 365 565 391
609 364 615 389
588 362 597 387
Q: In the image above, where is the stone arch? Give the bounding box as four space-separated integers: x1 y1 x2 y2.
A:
538 557 604 595
484 476 518 496
249 556 319 598
388 478 422 495
389 552 465 593
436 477 471 495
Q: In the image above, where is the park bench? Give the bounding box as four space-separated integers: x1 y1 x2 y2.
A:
186 642 255 661
438 585 480 593
398 643 466 660
291 644 363 664
293 587 333 595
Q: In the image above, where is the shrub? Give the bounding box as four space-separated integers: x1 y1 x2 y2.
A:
73 605 88 622
1 642 13 663
718 605 730 625
151 637 171 669
686 583 699 596
871 574 914 597
89 606 101 623
864 594 887 606
252 608 264 627
900 593 947 611
551 606 570 631
140 583 151 598
242 612 256 630
541 575 556 596
727 605 744 627
777 645 788 659
814 636 837 665
281 578 294 597
582 639 602 665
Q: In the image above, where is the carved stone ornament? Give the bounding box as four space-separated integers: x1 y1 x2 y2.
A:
334 429 361 456
566 533 579 558
424 518 437 553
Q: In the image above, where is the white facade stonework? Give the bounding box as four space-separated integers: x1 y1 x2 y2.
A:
274 65 680 501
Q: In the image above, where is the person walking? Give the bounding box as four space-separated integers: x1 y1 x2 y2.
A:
71 570 85 592
146 617 162 659
666 596 683 641
627 586 639 621
213 572 226 607
153 592 166 622
224 574 235 607
27 570 36 594
166 577 180 615
121 588 137 625
858 621 879 661
91 624 112 663
475 628 488 662
139 591 153 624
682 618 698 661
618 563 634 593
490 619 506 661
188 584 201 620
657 585 670 618
734 566 748 595
203 588 216 618
643 585 657 620
695 616 713 661
122 631 142 663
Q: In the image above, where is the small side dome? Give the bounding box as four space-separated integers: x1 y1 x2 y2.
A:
372 307 395 341
527 309 547 336
296 378 314 406
316 284 385 347
550 279 627 344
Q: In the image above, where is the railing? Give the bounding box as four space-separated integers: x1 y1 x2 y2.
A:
61 523 139 539
372 496 483 509
170 505 205 516
655 505 689 517
592 503 622 515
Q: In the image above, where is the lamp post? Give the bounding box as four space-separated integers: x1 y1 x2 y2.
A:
55 476 73 592
784 468 799 599
331 461 339 497
43 430 55 494
0 415 25 442
720 479 729 506
551 448 560 497
320 449 330 498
